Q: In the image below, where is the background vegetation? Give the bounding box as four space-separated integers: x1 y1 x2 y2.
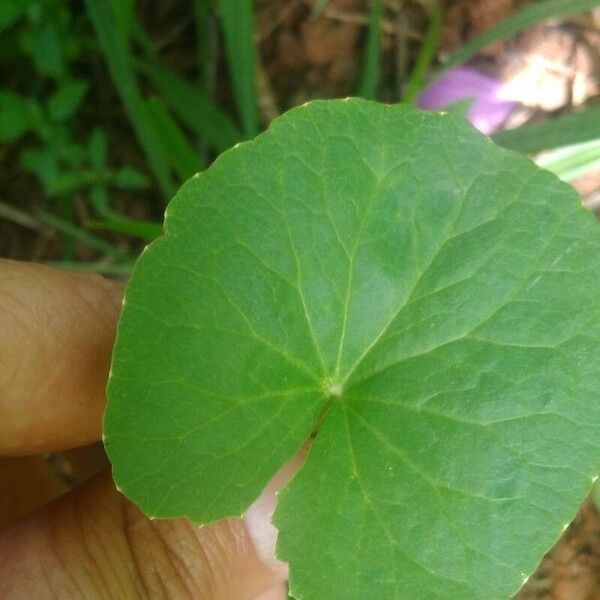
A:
1 0 598 275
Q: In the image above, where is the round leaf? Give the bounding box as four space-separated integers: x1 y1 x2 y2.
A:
105 99 600 600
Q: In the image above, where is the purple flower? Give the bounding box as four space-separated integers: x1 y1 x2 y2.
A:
417 67 518 134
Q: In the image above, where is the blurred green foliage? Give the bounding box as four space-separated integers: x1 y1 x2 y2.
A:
0 0 599 267
0 0 149 217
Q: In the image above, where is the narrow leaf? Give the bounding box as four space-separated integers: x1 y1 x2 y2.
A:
0 0 27 31
138 61 241 153
113 166 150 189
219 0 260 137
48 80 89 122
403 3 443 103
88 127 108 169
143 97 201 182
492 106 600 154
85 0 175 198
358 0 383 100
537 138 600 182
0 91 39 142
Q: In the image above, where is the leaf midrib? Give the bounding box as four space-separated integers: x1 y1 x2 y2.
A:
329 122 472 391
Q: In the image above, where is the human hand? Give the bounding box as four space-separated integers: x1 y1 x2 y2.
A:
0 259 288 600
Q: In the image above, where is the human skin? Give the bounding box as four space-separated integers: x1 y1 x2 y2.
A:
0 259 287 599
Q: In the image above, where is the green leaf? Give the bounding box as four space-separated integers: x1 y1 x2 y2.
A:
20 20 65 78
47 170 90 196
53 136 86 167
48 80 89 122
143 97 201 182
402 3 443 103
0 91 39 142
193 0 216 95
88 127 108 169
219 0 259 138
492 106 600 154
108 0 135 33
358 0 382 100
105 100 600 600
89 184 111 217
433 0 600 79
113 166 150 189
443 97 475 120
138 60 242 153
0 0 28 31
21 146 58 190
536 138 600 182
86 0 176 199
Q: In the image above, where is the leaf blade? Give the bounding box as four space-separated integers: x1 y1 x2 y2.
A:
143 97 201 182
492 106 600 154
105 100 600 600
85 0 175 198
358 0 383 100
219 0 260 138
138 60 242 153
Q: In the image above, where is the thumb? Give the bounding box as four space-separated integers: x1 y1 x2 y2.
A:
0 260 123 455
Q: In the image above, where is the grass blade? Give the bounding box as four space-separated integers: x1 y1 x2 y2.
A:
492 106 600 154
358 0 383 99
138 61 241 153
402 3 443 103
536 139 600 182
193 0 219 162
193 0 216 91
433 0 600 79
86 0 175 198
219 0 260 138
109 0 136 34
144 97 201 181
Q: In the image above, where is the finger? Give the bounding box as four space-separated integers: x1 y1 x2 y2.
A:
0 443 109 528
0 471 286 600
0 259 123 455
253 586 288 600
0 456 67 528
